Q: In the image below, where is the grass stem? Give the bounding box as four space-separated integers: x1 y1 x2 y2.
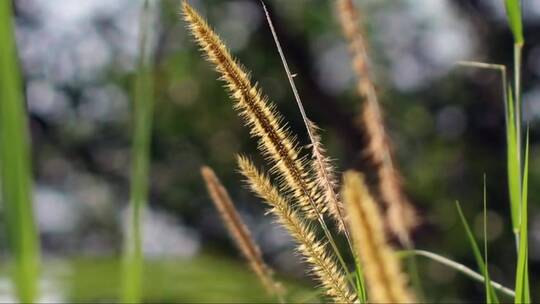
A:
400 250 515 298
121 0 154 302
260 2 362 298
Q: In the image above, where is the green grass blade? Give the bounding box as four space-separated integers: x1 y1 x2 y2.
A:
455 62 520 239
455 201 485 274
0 1 41 302
506 87 521 234
354 267 367 303
512 46 523 222
503 0 524 45
121 0 154 302
514 129 530 303
523 258 530 302
455 201 498 303
503 0 524 247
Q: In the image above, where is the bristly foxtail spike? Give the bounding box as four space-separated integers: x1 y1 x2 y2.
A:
182 1 325 220
306 120 346 232
237 156 356 303
259 1 344 232
200 166 284 299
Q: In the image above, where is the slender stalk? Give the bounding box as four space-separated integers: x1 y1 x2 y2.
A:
0 1 40 302
121 0 154 302
400 250 515 298
508 3 529 296
260 2 361 297
455 199 499 303
457 61 521 246
513 42 523 234
456 61 507 97
503 0 525 253
261 1 351 243
515 130 530 303
406 254 424 302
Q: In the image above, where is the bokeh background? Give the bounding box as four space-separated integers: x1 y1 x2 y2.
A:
2 0 540 302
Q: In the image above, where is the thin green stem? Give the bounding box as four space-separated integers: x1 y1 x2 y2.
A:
455 61 507 108
510 44 523 257
457 60 522 249
260 1 360 298
262 1 353 247
400 250 515 298
515 129 530 303
513 42 523 231
406 254 424 302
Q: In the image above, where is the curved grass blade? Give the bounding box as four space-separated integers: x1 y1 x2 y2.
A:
456 62 520 236
0 1 41 302
121 0 155 302
455 201 498 303
399 250 515 298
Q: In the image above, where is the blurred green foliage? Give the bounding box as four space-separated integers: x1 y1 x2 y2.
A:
0 255 311 302
0 0 39 301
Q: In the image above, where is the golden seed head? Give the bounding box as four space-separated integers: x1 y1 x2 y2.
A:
183 0 326 220
201 166 281 297
238 156 356 303
343 171 415 303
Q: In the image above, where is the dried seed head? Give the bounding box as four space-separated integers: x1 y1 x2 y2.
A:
343 171 415 303
238 156 356 303
201 166 282 297
336 0 418 246
183 0 326 220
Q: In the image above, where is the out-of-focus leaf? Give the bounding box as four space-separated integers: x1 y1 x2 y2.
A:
0 1 40 302
504 0 524 45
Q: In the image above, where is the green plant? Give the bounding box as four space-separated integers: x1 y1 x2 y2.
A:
121 0 155 302
0 1 40 302
183 1 414 302
184 0 533 302
503 0 530 301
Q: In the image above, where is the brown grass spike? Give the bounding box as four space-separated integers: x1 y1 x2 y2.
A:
183 1 325 220
342 171 414 303
336 0 417 246
307 121 346 232
237 156 356 303
201 166 283 298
